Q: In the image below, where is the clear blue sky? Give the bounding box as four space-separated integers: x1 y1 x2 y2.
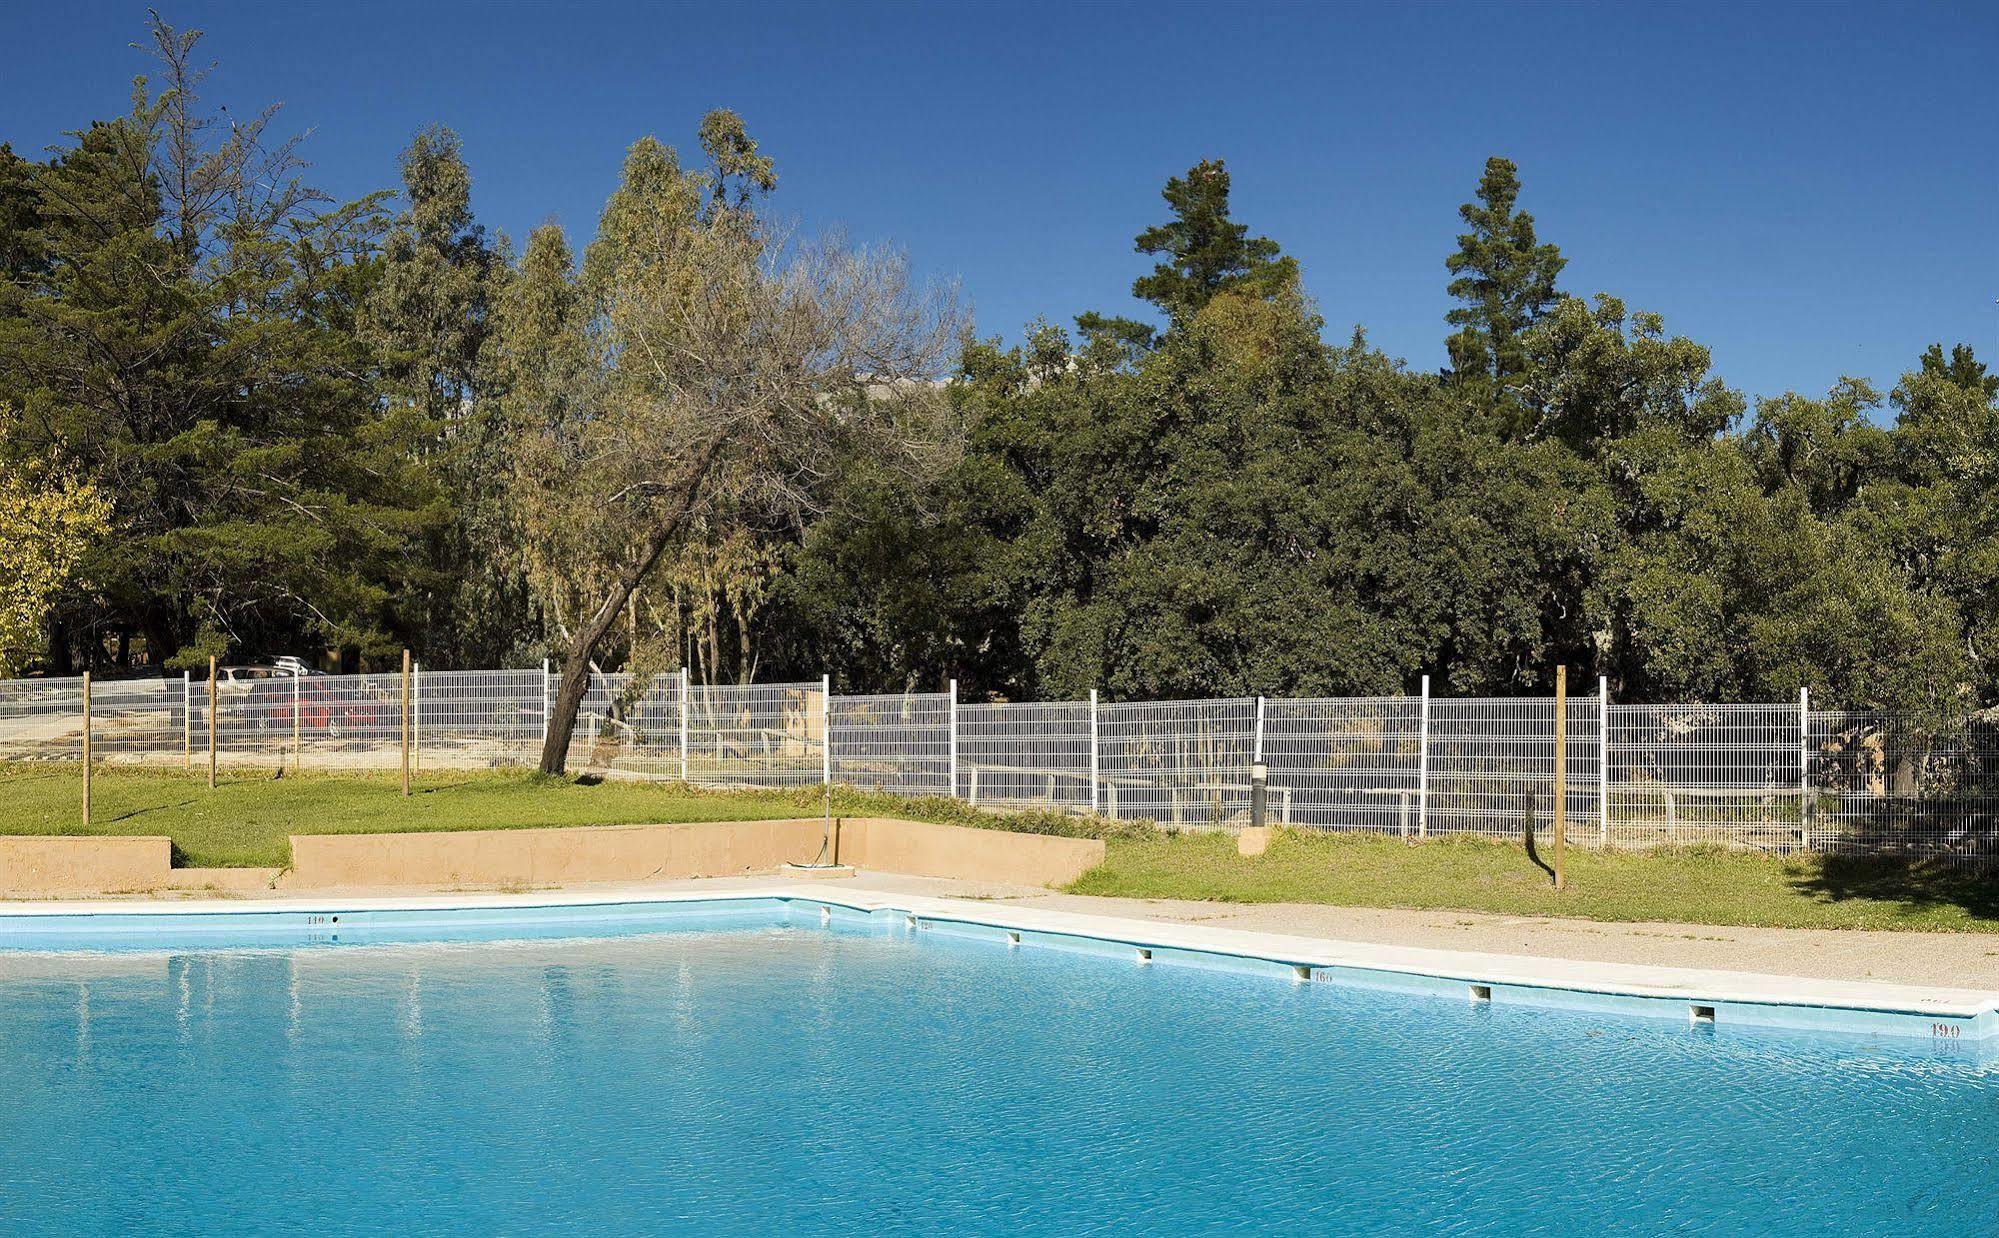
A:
4 1 1993 403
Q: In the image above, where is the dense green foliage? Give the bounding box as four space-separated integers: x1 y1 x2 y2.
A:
0 23 441 672
772 161 1990 716
4 16 1995 723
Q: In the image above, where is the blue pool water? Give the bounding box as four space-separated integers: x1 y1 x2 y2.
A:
2 905 1995 1234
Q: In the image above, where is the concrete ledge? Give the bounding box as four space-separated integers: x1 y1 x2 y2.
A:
0 836 172 895
288 817 1101 890
0 816 1106 896
159 868 282 892
288 820 832 888
837 818 1102 887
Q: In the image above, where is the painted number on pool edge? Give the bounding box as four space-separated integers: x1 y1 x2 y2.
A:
1931 1023 1961 1039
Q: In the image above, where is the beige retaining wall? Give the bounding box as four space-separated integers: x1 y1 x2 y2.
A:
834 818 1102 887
287 819 830 889
0 836 172 895
0 816 1105 897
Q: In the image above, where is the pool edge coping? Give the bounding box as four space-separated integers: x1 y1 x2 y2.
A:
4 882 1997 1035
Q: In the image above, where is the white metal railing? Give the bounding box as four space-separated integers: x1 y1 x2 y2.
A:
3 668 1994 861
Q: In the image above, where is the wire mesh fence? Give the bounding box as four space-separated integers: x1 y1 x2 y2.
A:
1425 696 1601 842
81 676 184 766
956 700 1094 811
1098 697 1258 825
1 676 84 763
5 667 1996 861
682 680 824 788
830 692 952 796
1810 710 1999 862
1263 696 1425 835
1607 702 1803 850
417 667 548 767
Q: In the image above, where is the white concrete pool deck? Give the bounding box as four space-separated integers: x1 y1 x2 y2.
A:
8 872 1999 1022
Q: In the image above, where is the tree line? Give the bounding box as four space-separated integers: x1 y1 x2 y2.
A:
4 17 1996 768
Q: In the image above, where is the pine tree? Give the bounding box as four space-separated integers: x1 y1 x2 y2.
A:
0 143 43 282
1129 159 1297 325
1919 342 1998 398
0 16 440 670
1444 157 1565 409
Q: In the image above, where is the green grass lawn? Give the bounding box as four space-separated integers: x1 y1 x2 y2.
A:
1076 828 1999 933
2 767 1077 868
8 768 1996 932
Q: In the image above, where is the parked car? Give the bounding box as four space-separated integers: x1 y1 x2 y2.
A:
245 675 392 738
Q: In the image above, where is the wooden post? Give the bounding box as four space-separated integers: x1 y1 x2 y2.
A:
206 656 217 790
401 649 412 796
1552 665 1568 891
81 671 92 826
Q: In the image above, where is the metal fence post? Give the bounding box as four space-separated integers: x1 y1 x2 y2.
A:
540 658 551 744
81 671 91 826
947 678 959 799
292 670 302 774
1089 688 1101 815
820 673 833 786
1254 695 1266 763
401 649 412 797
1598 675 1610 845
1799 686 1811 848
1552 666 1567 891
679 666 690 783
182 670 191 771
1416 675 1431 839
412 661 422 774
206 656 217 790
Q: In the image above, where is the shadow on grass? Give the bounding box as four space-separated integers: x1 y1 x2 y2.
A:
1520 802 1555 883
105 796 200 825
1788 855 1999 923
412 778 481 796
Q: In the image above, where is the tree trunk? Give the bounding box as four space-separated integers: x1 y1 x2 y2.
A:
140 609 181 668
49 617 74 675
537 442 723 775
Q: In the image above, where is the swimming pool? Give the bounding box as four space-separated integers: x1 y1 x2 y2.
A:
3 898 1995 1233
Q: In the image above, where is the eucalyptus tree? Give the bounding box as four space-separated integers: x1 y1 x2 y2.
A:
363 125 532 666
495 113 959 773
